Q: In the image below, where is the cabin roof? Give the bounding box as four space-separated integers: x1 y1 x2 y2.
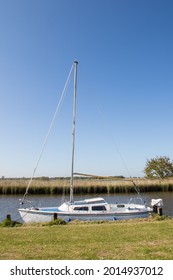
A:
73 197 106 205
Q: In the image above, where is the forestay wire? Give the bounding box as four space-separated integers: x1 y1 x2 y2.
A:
20 63 74 205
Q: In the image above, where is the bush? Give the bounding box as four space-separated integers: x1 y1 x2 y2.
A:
0 218 22 227
45 218 67 226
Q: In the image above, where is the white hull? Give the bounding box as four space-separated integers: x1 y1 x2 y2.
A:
19 198 152 223
19 209 151 223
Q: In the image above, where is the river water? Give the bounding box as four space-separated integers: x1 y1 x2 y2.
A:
0 192 172 222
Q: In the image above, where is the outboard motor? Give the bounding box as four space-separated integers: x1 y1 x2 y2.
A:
151 199 163 216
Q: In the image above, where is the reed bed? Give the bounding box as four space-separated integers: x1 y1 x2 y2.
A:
0 177 173 195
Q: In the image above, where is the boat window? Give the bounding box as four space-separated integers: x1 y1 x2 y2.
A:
117 204 125 208
73 206 88 211
92 205 106 211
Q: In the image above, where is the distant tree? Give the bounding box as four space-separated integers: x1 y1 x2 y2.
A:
144 156 173 179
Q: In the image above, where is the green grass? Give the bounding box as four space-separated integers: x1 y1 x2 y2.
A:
0 217 173 260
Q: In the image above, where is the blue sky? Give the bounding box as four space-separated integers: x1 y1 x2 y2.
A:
0 0 173 178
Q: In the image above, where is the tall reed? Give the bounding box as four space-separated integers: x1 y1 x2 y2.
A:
0 177 173 195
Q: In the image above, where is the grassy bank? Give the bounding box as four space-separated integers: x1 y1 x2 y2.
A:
0 177 173 195
0 217 173 260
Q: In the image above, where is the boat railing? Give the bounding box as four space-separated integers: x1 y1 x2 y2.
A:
128 197 145 205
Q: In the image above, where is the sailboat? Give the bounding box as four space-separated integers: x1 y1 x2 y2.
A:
18 61 163 223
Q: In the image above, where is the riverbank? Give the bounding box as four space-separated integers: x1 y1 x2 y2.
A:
0 177 173 195
0 216 172 259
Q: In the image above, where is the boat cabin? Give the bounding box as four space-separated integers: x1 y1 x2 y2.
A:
58 197 110 212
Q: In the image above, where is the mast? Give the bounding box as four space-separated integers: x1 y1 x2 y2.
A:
70 61 78 203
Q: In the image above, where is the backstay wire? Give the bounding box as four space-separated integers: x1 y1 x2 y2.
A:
96 104 144 203
20 63 74 205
